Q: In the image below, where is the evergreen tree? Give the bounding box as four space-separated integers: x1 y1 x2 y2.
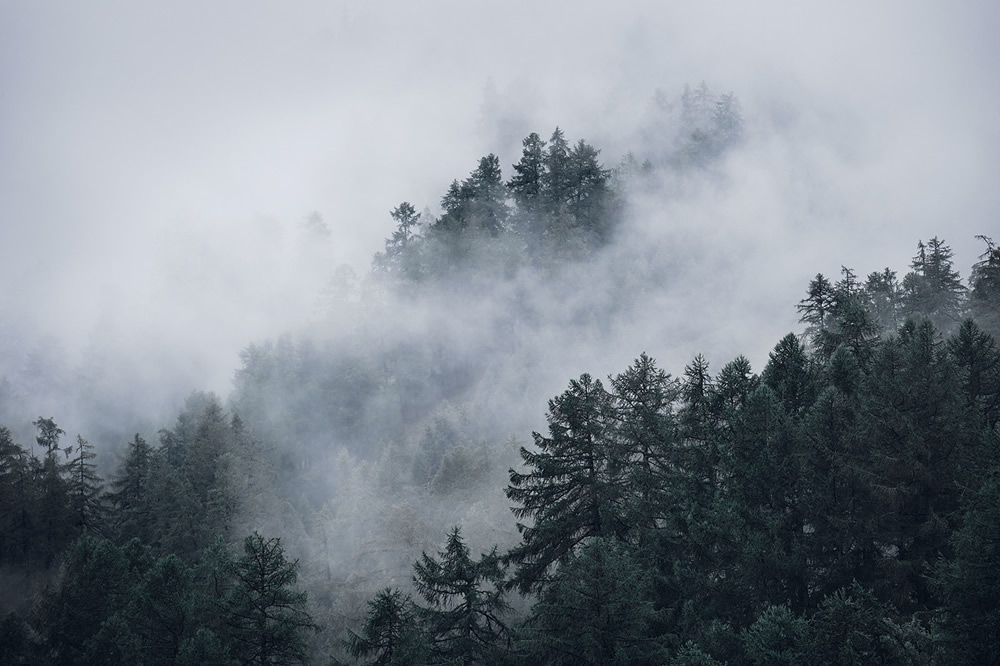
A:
225 532 316 666
797 274 835 352
123 554 198 665
541 127 572 215
863 268 902 333
805 583 930 664
66 434 103 533
902 237 966 333
711 92 743 149
761 333 816 415
947 319 1000 429
565 139 612 240
507 132 546 220
858 319 970 610
39 534 150 666
342 588 426 666
412 526 511 664
742 605 808 665
931 468 1000 664
505 374 626 594
466 153 510 236
969 235 1000 336
108 433 156 543
376 202 422 276
0 426 34 565
518 538 665 666
33 416 72 567
607 353 679 534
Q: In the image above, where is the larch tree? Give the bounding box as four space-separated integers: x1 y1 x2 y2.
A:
505 374 627 594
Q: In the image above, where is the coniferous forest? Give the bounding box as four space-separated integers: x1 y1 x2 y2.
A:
2 72 1000 664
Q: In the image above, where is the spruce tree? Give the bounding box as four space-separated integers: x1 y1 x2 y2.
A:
505 374 626 594
224 533 315 666
969 235 1000 336
412 527 511 664
342 588 426 666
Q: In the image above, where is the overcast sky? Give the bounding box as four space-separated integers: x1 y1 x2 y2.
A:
2 0 998 400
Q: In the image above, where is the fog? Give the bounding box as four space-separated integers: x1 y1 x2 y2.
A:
3 2 997 407
2 0 999 651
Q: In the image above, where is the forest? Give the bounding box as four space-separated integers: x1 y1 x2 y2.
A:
2 83 1000 665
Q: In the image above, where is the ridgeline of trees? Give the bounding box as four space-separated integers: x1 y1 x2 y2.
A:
2 86 1000 663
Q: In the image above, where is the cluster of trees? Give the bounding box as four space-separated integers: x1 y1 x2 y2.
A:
797 236 999 348
373 127 622 281
334 236 1000 664
5 532 315 665
371 86 744 287
0 395 317 664
3 82 998 663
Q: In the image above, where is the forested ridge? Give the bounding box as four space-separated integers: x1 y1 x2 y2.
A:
2 87 1000 664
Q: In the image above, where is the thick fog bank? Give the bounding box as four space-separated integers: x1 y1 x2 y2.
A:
1 0 997 458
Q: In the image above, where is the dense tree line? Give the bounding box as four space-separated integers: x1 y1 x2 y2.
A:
0 396 315 664
331 237 1000 664
2 88 999 662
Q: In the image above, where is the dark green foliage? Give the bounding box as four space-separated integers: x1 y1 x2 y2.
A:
969 235 1000 336
39 533 149 665
805 583 931 664
0 611 32 665
864 268 902 332
797 273 835 349
607 353 679 533
762 333 816 414
902 237 966 333
0 425 34 566
947 318 1000 429
374 202 422 277
342 588 426 665
742 605 808 665
412 527 511 664
518 538 665 666
108 433 156 543
931 469 1000 664
225 532 316 666
66 434 103 532
505 374 625 594
507 132 546 222
667 641 724 665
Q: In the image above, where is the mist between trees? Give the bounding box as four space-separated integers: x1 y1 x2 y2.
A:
2 83 1000 664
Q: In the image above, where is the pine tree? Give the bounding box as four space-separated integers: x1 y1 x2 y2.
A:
518 538 665 666
969 235 1000 337
412 527 511 664
565 139 612 240
541 127 572 215
797 274 836 352
467 153 510 236
507 132 547 219
67 435 103 533
0 426 34 565
225 533 315 666
505 374 626 594
33 416 72 567
931 468 1000 664
761 334 817 415
902 237 966 333
607 353 679 534
108 433 155 543
947 319 1000 430
342 588 426 666
863 268 902 333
